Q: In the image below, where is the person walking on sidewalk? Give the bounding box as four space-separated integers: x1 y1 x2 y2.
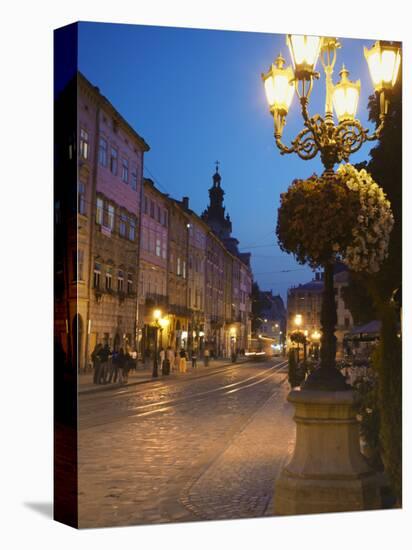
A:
115 348 126 384
204 348 210 367
108 349 119 383
179 348 187 373
191 349 198 369
99 343 111 384
159 348 165 374
166 346 175 372
92 343 102 384
123 350 132 383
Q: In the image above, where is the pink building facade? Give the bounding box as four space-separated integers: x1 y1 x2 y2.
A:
77 73 149 367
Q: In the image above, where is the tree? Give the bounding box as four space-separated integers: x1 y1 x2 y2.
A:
343 74 402 502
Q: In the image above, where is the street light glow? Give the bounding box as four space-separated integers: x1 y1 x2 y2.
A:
332 66 360 122
286 34 322 79
364 41 401 92
294 314 303 327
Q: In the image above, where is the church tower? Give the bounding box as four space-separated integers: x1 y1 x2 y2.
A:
201 162 232 239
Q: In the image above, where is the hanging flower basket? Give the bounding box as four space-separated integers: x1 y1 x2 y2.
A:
276 164 394 273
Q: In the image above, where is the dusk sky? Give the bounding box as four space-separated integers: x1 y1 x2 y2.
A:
78 22 379 300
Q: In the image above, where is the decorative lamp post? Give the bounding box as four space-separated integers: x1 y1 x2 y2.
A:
152 308 162 378
262 34 401 515
263 36 400 390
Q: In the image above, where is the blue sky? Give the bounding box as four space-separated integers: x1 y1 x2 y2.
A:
78 22 379 300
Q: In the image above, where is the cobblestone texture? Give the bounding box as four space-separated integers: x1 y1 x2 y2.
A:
77 360 294 528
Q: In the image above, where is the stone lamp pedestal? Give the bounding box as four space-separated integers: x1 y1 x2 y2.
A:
274 389 381 515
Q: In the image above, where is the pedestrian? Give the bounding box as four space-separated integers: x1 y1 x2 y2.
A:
191 349 197 368
92 343 102 384
179 348 187 373
123 350 131 383
115 348 125 384
204 348 210 367
108 349 119 383
166 346 175 372
159 347 165 374
98 343 111 384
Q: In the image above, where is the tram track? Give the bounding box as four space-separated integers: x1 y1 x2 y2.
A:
79 359 274 401
79 360 288 430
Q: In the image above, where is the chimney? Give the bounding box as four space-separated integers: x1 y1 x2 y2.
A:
182 196 189 209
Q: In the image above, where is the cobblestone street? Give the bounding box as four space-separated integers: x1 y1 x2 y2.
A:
78 358 295 528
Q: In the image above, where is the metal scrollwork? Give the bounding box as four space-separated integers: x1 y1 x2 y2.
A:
273 98 384 172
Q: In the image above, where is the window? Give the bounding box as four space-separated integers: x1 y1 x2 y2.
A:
78 181 86 215
98 137 107 166
163 210 168 227
183 260 186 279
106 204 114 230
149 230 155 253
162 240 167 260
79 128 89 159
177 257 181 276
119 213 127 237
121 158 129 183
96 197 103 225
131 169 137 190
78 249 84 281
110 146 118 174
93 262 101 288
143 195 148 214
157 205 161 223
129 217 136 241
117 270 124 292
105 268 112 290
150 200 155 218
127 274 133 294
156 237 161 257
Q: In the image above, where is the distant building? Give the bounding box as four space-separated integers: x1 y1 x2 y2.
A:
258 291 286 346
287 266 353 357
202 164 253 355
138 178 170 358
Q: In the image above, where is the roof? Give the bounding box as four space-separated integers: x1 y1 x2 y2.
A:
350 320 381 335
78 72 150 152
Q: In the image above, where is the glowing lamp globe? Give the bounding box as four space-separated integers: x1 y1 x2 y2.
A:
262 54 295 115
332 66 360 122
286 34 322 80
364 40 401 92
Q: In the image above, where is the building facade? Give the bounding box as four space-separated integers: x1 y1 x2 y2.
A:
57 74 254 370
77 73 149 368
287 267 354 357
138 178 170 358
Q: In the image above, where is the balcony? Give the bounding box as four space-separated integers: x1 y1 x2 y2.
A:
145 293 169 309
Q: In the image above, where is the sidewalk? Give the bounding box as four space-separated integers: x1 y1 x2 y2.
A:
79 357 250 395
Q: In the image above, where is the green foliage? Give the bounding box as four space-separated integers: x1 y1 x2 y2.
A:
288 349 299 388
276 173 360 269
341 272 376 325
372 304 402 502
289 331 307 345
342 77 402 501
352 373 381 468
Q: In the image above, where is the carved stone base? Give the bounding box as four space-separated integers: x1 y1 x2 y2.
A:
274 389 381 515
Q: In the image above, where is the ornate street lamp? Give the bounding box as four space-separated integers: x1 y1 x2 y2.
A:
263 34 401 515
262 35 401 390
